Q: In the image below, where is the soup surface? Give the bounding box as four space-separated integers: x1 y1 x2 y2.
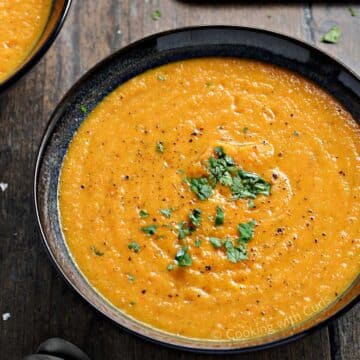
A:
59 58 359 340
0 0 52 83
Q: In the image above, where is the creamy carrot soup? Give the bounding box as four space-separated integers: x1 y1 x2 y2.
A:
0 0 52 83
59 58 359 340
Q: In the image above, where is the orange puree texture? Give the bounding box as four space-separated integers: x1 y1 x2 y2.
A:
0 0 51 83
59 58 359 340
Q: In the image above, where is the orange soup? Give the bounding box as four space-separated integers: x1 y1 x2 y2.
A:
0 0 52 83
59 58 359 340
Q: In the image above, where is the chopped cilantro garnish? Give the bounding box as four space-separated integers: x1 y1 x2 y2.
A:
209 237 222 248
80 104 88 114
224 239 248 262
189 209 202 227
151 9 161 21
186 177 213 200
160 208 175 218
215 205 224 226
167 264 174 271
243 127 249 133
157 74 166 81
231 169 271 199
321 26 341 44
208 148 235 186
186 147 271 201
156 141 164 153
141 224 157 235
348 7 356 16
178 209 202 239
127 273 135 282
90 245 104 256
195 238 201 247
175 246 192 267
128 241 140 253
238 220 256 243
177 221 192 240
139 209 149 218
248 199 255 209
293 130 300 137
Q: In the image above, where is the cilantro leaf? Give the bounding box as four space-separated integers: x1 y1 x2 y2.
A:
209 237 222 248
238 220 256 243
224 240 248 262
231 169 271 199
128 241 140 253
127 273 135 282
349 7 356 17
160 208 174 218
189 208 202 227
141 224 157 235
151 9 162 21
80 105 88 114
215 205 224 226
156 141 164 153
186 177 213 200
195 238 201 247
177 221 192 240
175 246 192 267
167 264 174 271
321 26 341 44
139 210 149 218
90 245 104 256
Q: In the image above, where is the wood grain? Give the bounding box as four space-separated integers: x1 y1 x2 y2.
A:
0 1 358 359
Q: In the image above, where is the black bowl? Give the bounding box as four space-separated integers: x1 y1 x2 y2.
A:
34 26 360 353
0 0 72 93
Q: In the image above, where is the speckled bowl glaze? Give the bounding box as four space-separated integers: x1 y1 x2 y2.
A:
34 26 360 353
0 0 72 93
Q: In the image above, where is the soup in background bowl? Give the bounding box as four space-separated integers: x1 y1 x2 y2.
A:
34 27 360 353
0 0 71 91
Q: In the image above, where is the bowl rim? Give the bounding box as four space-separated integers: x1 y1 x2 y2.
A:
0 0 72 93
33 25 360 354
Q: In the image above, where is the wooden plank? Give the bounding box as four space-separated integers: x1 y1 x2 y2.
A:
0 1 358 359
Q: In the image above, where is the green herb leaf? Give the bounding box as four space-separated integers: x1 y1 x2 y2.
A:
231 169 271 199
90 245 104 256
293 130 300 137
189 208 202 228
348 7 356 17
80 105 88 114
175 246 192 267
151 9 161 21
248 199 255 209
128 241 140 253
243 127 249 133
141 224 157 235
156 141 164 153
321 26 341 44
177 221 192 240
167 264 174 271
127 273 135 282
195 238 201 247
224 240 248 262
186 177 213 200
139 210 149 218
160 208 174 218
238 220 256 243
215 205 224 226
209 237 222 249
157 74 166 81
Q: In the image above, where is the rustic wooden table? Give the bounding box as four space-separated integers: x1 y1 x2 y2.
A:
0 1 359 359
